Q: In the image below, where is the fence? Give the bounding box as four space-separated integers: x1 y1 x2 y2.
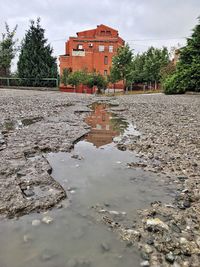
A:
0 77 59 88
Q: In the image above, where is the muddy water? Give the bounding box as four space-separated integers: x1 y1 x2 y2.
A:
0 103 174 267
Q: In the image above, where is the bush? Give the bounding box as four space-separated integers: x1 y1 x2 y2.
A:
163 72 186 94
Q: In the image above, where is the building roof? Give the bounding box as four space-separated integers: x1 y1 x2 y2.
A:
76 24 119 38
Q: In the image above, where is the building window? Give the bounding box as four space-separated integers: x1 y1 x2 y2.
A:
104 56 108 65
104 70 108 76
99 45 105 52
106 30 111 35
109 46 113 53
100 30 105 35
77 44 83 50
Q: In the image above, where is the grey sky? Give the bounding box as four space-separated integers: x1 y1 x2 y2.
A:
0 0 200 70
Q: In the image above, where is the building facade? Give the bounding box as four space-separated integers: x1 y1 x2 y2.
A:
59 24 124 92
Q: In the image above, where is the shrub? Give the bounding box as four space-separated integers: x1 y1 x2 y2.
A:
163 72 186 94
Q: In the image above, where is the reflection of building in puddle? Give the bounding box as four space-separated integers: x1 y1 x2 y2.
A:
84 103 127 148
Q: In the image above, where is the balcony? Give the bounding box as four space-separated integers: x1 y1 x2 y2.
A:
72 49 85 57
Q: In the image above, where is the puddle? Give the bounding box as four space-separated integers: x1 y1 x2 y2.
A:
2 117 43 132
0 103 174 267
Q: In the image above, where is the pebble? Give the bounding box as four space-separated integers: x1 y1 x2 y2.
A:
146 218 169 231
108 210 126 216
165 252 175 263
100 242 110 252
23 189 35 197
140 260 150 267
42 216 53 224
23 234 32 243
143 244 153 254
183 200 191 208
32 219 41 226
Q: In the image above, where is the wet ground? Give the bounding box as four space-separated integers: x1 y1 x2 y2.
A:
0 102 174 267
1 90 199 266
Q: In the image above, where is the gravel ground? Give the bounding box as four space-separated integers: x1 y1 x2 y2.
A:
0 89 200 266
108 93 200 267
0 89 93 217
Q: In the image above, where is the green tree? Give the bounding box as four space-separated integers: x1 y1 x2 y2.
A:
131 53 146 83
143 47 169 89
17 18 58 86
110 44 133 90
67 70 88 90
0 23 18 77
160 61 176 82
61 68 71 85
86 72 108 93
164 18 200 94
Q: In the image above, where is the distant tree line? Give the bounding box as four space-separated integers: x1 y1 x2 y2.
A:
109 44 170 90
110 17 200 94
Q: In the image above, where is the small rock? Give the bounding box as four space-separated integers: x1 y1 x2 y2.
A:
146 218 169 231
126 241 133 247
177 176 188 182
121 229 141 242
108 210 126 216
165 252 175 263
180 237 188 244
171 223 182 233
183 200 191 208
100 242 110 252
146 237 154 245
71 154 79 159
32 219 41 226
140 260 150 267
23 189 35 197
140 251 150 261
143 244 153 254
42 216 53 224
23 234 32 243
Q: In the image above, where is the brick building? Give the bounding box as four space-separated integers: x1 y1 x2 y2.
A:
59 24 125 93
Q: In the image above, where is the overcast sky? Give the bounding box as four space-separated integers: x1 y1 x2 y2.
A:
0 0 200 70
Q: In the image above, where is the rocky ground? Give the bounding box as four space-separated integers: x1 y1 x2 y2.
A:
0 89 93 217
0 89 200 266
106 93 200 266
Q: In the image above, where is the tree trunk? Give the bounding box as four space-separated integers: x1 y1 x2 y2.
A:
154 81 157 90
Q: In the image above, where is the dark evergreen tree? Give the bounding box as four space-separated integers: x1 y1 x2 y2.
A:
0 23 18 77
17 18 58 86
